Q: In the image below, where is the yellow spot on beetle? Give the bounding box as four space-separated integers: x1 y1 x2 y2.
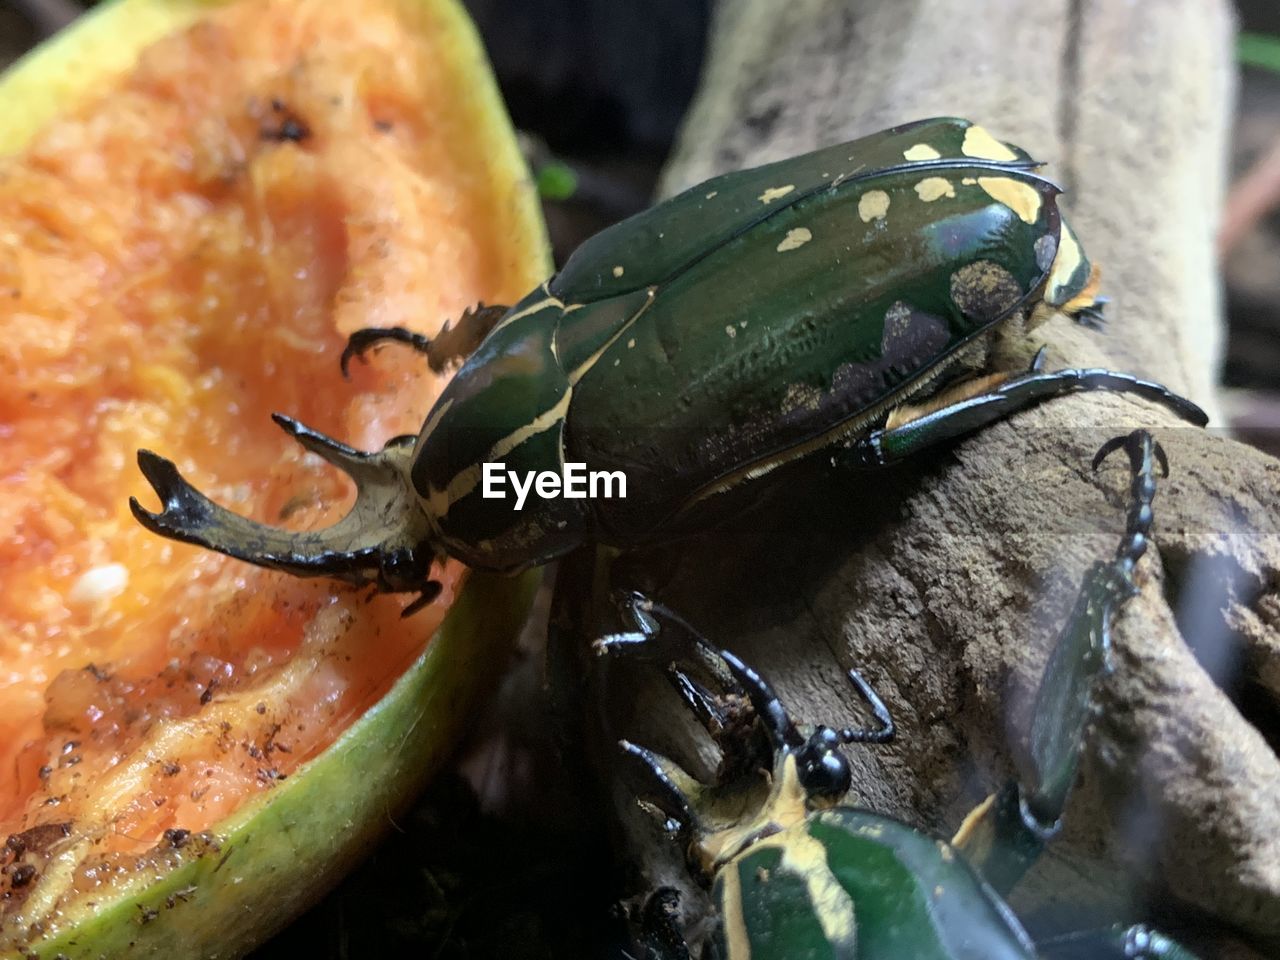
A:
758 184 795 204
914 177 955 202
961 125 1019 161
706 190 718 199
721 867 751 960
858 190 890 222
1046 221 1084 300
776 227 812 252
612 265 624 278
778 830 856 947
725 325 738 338
627 338 636 349
904 143 941 161
978 176 1042 223
961 177 977 185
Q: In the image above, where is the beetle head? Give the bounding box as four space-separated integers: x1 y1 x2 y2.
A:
793 726 854 804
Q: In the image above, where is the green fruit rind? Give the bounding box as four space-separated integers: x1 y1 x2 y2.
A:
6 571 537 960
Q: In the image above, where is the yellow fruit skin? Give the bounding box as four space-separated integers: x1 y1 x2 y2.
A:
1 0 218 155
0 0 550 956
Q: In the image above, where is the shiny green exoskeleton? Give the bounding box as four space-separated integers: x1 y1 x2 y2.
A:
130 118 1206 607
599 432 1201 960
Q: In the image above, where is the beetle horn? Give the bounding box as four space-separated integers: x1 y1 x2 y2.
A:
130 415 438 596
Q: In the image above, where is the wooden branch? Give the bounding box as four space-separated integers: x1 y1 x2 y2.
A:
599 2 1280 956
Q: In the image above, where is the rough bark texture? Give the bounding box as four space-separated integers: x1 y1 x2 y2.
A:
599 2 1280 957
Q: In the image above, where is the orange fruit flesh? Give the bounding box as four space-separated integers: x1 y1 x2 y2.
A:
0 0 527 879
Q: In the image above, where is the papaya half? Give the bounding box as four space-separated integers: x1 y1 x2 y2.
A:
0 0 549 956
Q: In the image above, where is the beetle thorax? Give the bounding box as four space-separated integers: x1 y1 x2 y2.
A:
693 753 816 877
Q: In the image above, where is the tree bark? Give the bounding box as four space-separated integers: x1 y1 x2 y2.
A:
597 2 1280 957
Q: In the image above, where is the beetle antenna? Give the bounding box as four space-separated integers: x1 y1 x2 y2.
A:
835 668 896 744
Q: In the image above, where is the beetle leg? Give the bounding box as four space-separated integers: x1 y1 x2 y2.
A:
595 590 740 694
666 665 778 786
618 739 705 839
1071 296 1110 332
712 649 807 753
1036 923 1203 960
339 302 509 377
599 593 819 790
130 415 440 604
340 326 432 378
950 430 1163 893
667 666 733 738
836 362 1204 468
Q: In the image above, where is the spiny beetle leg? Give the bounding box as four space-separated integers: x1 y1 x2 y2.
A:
594 590 739 693
1027 431 1165 818
666 666 732 740
340 326 432 379
836 361 1205 469
951 430 1163 895
717 648 807 752
617 739 703 840
426 302 509 367
1036 923 1203 960
1072 296 1110 332
339 302 509 378
595 592 777 779
664 665 774 785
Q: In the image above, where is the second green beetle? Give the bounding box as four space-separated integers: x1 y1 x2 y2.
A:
598 431 1199 959
130 117 1206 603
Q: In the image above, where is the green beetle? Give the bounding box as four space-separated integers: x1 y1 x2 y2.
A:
130 118 1206 608
598 431 1200 960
